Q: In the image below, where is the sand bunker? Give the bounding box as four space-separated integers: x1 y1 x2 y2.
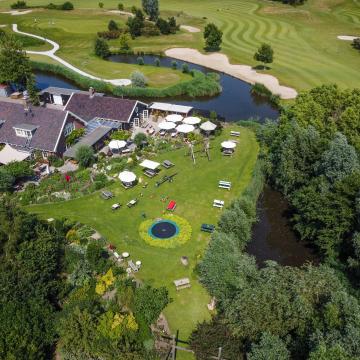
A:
180 25 201 33
337 35 359 41
2 10 33 15
165 48 298 100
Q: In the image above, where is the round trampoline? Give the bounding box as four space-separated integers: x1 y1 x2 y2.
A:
149 220 179 239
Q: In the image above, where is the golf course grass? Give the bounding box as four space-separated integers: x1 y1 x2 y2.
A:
27 126 259 343
1 0 359 92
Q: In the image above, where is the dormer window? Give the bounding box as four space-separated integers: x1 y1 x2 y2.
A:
13 124 38 138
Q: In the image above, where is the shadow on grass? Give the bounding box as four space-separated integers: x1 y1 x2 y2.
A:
252 65 271 71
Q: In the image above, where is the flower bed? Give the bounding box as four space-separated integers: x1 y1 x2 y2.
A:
139 214 192 248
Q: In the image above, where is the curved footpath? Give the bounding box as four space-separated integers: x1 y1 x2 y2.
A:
12 24 131 86
165 48 298 100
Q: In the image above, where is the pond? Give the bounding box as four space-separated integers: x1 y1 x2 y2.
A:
35 54 279 122
246 186 319 267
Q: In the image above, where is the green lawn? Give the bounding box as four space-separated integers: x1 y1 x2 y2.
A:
27 126 259 342
1 0 359 91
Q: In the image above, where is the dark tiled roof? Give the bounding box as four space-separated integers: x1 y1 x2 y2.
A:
65 93 138 123
0 102 67 152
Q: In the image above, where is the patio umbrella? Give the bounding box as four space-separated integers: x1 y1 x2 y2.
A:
158 121 176 130
221 141 237 149
176 124 195 134
183 116 201 125
200 120 217 132
118 171 136 183
166 114 183 123
109 140 126 150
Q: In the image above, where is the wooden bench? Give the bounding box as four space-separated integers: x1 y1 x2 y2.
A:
230 131 240 137
128 260 138 272
219 180 231 190
127 199 138 208
174 278 191 291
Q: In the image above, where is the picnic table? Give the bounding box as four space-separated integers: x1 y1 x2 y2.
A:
101 190 113 199
111 203 121 210
127 199 138 208
162 160 174 169
173 278 191 291
219 180 231 190
213 199 224 209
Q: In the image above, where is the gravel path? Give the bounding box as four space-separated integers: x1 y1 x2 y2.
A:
12 24 131 86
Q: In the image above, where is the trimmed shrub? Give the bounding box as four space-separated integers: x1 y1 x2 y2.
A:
10 1 27 9
131 70 147 87
97 30 122 40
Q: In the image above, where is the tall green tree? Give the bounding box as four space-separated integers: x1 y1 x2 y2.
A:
94 37 110 58
142 0 159 21
204 23 222 51
0 34 32 88
254 43 274 69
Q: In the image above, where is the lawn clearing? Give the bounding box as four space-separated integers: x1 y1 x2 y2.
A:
27 125 259 339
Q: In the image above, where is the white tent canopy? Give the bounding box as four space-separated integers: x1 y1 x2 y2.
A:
200 121 217 132
165 114 183 123
183 116 201 125
118 171 136 183
221 141 237 149
149 102 193 115
158 121 176 130
0 144 30 165
139 159 160 170
109 140 127 150
176 124 195 134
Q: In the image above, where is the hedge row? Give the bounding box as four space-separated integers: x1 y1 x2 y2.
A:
31 61 222 98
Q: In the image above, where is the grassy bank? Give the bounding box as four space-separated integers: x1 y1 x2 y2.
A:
26 126 259 341
32 61 221 98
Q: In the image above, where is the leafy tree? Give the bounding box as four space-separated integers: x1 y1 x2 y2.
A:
137 56 144 65
0 34 32 88
26 74 40 105
154 57 160 66
98 2 104 8
0 170 15 192
134 285 169 325
108 19 118 31
142 0 159 21
190 318 243 360
5 160 33 179
61 1 74 10
127 16 143 38
247 332 290 360
117 3 124 11
75 145 95 168
204 23 222 51
119 33 130 50
318 132 359 183
10 1 27 9
94 37 110 58
130 70 147 87
171 60 177 69
134 132 148 147
254 43 274 69
86 241 108 274
156 17 170 35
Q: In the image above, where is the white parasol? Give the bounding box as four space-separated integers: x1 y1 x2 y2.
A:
118 171 136 183
183 116 201 125
165 114 183 123
200 121 217 132
158 121 176 130
109 140 127 150
221 141 237 149
176 124 195 134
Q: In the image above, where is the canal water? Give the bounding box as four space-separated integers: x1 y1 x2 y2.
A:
35 54 279 122
247 186 319 267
